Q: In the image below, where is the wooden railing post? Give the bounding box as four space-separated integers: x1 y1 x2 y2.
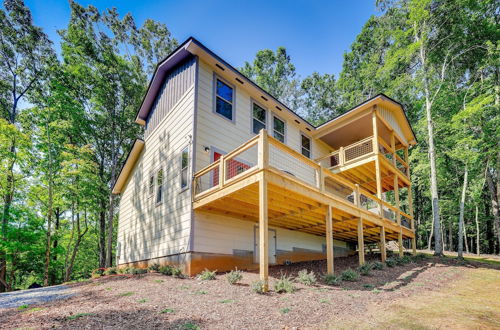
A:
316 166 324 191
218 155 225 188
339 146 345 165
354 184 361 206
258 129 269 170
391 132 396 167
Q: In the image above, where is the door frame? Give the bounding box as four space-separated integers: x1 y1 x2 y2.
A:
253 226 277 264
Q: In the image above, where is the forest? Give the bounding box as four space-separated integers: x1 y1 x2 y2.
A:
0 0 498 291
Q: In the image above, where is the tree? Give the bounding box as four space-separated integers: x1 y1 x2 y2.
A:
301 72 341 125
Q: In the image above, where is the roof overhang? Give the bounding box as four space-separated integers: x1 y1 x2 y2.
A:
112 139 145 194
314 94 417 146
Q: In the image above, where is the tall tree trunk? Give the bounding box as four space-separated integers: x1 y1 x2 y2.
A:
485 167 500 254
65 211 88 282
458 166 468 258
428 215 434 250
464 225 469 254
99 201 106 268
43 120 54 287
50 208 61 285
475 205 480 255
448 221 453 251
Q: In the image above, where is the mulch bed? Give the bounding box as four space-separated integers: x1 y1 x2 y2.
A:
1 254 496 330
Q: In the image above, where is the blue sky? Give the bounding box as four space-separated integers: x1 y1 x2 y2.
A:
20 0 378 77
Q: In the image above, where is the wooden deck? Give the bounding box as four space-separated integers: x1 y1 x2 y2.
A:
192 130 416 290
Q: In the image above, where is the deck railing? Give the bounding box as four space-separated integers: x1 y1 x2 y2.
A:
192 130 413 230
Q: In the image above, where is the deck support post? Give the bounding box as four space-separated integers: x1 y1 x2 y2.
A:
394 174 403 257
372 109 383 216
380 226 386 262
259 173 269 292
325 205 334 274
405 147 417 256
357 217 365 265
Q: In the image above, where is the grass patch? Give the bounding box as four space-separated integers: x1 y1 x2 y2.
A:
119 291 135 297
24 307 44 313
193 290 207 295
17 304 29 310
181 322 200 330
319 298 330 304
105 287 113 291
137 299 147 303
179 284 191 290
197 269 217 281
154 279 164 284
66 313 94 320
280 307 291 314
219 299 234 304
160 308 175 314
363 284 374 289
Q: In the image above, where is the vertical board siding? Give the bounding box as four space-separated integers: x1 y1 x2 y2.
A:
145 55 196 140
193 59 342 256
378 106 408 145
117 62 196 264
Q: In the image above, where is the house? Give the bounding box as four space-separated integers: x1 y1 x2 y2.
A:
112 37 417 290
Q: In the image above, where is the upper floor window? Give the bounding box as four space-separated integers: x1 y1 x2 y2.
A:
273 116 285 143
180 147 189 189
301 134 311 158
156 169 163 204
148 174 154 196
215 77 234 121
252 102 266 134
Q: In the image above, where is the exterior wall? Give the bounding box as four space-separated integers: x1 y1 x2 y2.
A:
192 59 352 269
116 58 196 269
378 106 408 145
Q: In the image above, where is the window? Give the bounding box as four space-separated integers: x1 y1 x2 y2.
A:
156 169 163 204
148 175 154 196
215 77 234 121
273 116 285 143
252 102 266 134
301 134 311 158
180 147 189 189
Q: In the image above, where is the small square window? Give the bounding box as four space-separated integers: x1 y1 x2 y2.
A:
252 103 266 134
181 147 189 189
301 134 311 158
273 116 285 143
215 78 234 121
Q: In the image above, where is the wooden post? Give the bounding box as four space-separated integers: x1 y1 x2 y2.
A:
258 129 269 170
259 173 269 291
380 226 386 262
357 216 365 265
339 146 345 165
391 132 396 167
325 205 334 274
394 174 403 257
218 155 225 188
372 110 383 216
316 166 324 191
405 146 416 255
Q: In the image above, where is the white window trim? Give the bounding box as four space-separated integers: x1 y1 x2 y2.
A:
155 168 164 206
300 132 312 158
250 99 267 135
212 73 236 124
272 114 286 144
180 145 190 192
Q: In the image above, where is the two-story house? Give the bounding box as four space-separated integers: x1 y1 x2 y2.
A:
112 37 417 290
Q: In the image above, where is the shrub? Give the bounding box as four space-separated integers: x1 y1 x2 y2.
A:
91 268 105 278
251 280 266 294
400 255 412 264
386 258 397 267
130 268 147 275
159 265 173 275
171 267 183 278
274 274 296 293
358 263 373 276
340 269 359 282
324 274 342 286
148 263 160 272
104 267 117 276
226 269 243 285
296 269 317 286
197 269 217 281
414 253 429 261
372 261 385 270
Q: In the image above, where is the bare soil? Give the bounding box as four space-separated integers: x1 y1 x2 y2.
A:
1 254 498 330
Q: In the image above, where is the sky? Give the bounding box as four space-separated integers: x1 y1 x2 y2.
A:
17 0 378 78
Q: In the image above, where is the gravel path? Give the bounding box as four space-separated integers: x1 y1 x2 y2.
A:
0 285 76 309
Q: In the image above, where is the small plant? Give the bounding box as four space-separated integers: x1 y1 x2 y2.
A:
18 304 29 310
274 274 296 293
160 308 175 314
414 253 429 261
386 258 397 267
363 284 374 289
296 269 317 286
279 307 291 314
193 290 207 295
171 267 183 278
324 274 342 286
119 291 135 297
132 268 148 275
137 299 147 303
154 280 164 284
358 263 373 276
401 255 413 264
181 322 200 330
319 298 330 304
66 312 94 320
91 268 105 278
226 268 243 285
197 269 217 280
372 261 385 270
104 267 117 276
159 265 173 275
148 263 160 272
219 299 234 303
251 280 266 294
341 269 359 282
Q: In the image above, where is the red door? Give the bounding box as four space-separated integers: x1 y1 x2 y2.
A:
213 152 250 186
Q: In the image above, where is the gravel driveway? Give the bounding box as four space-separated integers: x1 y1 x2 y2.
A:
0 285 76 309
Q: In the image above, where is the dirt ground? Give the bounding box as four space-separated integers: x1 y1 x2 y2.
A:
1 254 499 330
